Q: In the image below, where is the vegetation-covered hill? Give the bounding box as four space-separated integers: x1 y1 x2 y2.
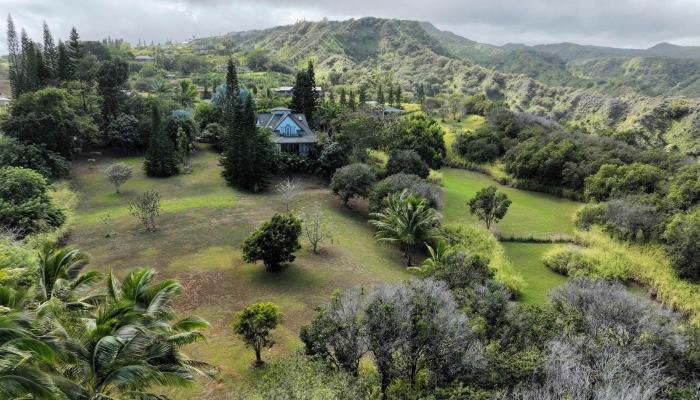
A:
199 17 700 155
509 41 700 61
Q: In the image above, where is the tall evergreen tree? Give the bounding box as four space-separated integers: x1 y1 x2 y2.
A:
7 15 21 98
394 83 402 108
290 70 308 114
358 85 367 105
144 103 180 177
348 89 356 111
42 21 57 80
416 83 425 105
57 40 70 81
387 84 394 106
290 60 318 127
339 87 347 108
67 27 81 79
97 59 129 123
377 84 384 105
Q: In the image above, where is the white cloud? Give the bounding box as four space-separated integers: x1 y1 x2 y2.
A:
1 0 699 54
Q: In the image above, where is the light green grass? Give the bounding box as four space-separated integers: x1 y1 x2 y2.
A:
503 242 567 304
442 168 582 237
67 148 409 398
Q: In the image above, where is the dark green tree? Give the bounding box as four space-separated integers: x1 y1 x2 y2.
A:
42 21 57 80
290 60 318 126
416 83 425 105
377 84 385 104
7 15 21 98
56 40 71 81
339 87 347 108
242 214 302 270
330 163 376 207
386 149 430 179
664 209 700 280
358 85 367 105
143 103 180 177
233 302 282 365
96 59 129 123
468 186 511 230
348 89 356 111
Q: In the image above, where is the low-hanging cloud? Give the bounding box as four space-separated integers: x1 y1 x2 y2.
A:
1 0 699 55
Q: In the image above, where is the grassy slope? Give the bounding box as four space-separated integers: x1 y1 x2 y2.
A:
441 167 581 303
67 149 408 398
441 168 581 237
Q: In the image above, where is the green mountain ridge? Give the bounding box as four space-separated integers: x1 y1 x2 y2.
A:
198 17 700 155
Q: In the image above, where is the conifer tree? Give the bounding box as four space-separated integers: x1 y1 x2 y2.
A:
377 84 385 105
358 85 367 105
416 83 426 105
339 87 347 108
67 27 81 79
290 60 318 127
394 83 402 108
348 89 356 111
144 103 180 177
7 15 21 98
57 40 70 81
387 84 394 106
42 21 57 79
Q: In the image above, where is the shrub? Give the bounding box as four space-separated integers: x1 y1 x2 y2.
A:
330 163 376 207
453 128 502 163
0 136 70 179
128 190 161 231
369 173 441 212
663 209 700 280
317 141 348 177
242 214 302 269
385 114 447 169
584 163 665 202
102 114 143 151
542 244 629 281
0 167 66 237
201 122 226 150
104 163 133 193
386 149 429 178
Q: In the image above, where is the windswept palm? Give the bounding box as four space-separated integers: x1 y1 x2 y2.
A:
370 191 439 266
37 244 101 304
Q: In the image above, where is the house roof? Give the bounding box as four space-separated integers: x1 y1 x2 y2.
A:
383 105 405 113
273 86 323 92
257 112 317 143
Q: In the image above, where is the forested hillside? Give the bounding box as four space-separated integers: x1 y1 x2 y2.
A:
198 18 700 155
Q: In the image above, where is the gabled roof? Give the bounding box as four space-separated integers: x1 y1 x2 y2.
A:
257 112 317 143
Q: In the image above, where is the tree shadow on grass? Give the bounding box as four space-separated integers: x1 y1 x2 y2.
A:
245 262 324 293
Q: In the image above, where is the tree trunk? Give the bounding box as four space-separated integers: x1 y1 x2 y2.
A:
254 347 262 365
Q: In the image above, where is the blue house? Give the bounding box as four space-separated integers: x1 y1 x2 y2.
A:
257 107 318 156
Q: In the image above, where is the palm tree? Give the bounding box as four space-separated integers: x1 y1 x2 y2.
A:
36 244 101 304
50 268 214 399
0 306 59 400
176 79 198 108
150 77 173 97
370 191 439 266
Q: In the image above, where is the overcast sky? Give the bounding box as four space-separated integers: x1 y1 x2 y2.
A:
2 0 700 55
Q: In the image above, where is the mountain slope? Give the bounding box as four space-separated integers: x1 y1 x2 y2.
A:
199 17 700 155
506 42 700 61
418 22 504 64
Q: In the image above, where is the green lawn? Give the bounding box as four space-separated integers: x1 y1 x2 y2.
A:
67 148 409 398
441 167 582 304
442 168 582 237
502 242 568 304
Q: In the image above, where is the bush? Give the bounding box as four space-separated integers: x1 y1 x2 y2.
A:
318 141 348 177
330 163 376 207
453 128 502 163
369 173 441 212
104 163 133 193
102 114 143 151
200 122 226 151
233 302 282 365
542 245 629 281
273 152 320 175
242 214 302 269
0 136 69 179
385 114 446 169
584 163 665 202
664 209 700 280
0 167 65 237
386 149 429 178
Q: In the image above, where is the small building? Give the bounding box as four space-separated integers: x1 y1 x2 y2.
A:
365 101 405 116
0 96 10 107
257 107 317 156
135 55 155 62
272 86 323 97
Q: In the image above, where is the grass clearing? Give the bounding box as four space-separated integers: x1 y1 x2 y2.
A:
66 148 409 398
503 242 567 304
442 168 582 237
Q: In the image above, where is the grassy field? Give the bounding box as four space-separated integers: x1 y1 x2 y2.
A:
442 168 581 237
441 167 582 303
502 242 568 304
67 148 409 398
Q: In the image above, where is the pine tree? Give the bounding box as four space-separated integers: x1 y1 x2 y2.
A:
358 85 367 105
394 84 402 108
56 40 70 81
144 103 180 177
377 84 384 105
67 27 81 79
339 87 347 108
416 83 425 105
328 90 335 105
348 89 356 111
387 84 394 106
42 21 57 80
7 15 21 98
290 61 318 127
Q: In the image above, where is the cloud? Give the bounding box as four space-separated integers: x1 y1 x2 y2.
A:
1 0 699 55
